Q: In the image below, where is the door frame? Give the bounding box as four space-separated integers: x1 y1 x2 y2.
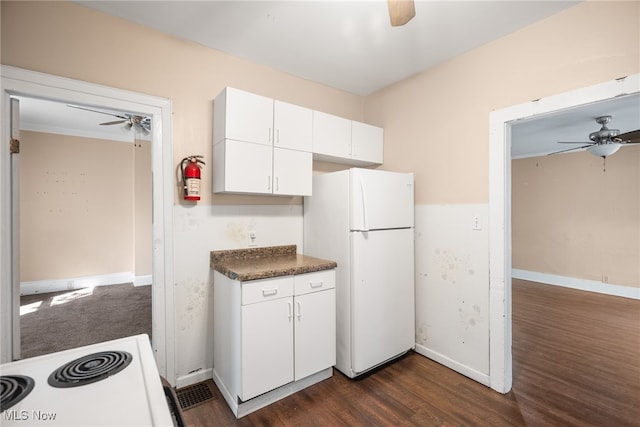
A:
0 66 175 383
487 73 639 393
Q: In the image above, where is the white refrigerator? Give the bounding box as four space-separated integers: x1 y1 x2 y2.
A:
303 168 415 378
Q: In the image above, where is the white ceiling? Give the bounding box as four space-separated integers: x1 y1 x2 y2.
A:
511 93 640 158
18 1 640 157
18 97 150 143
76 0 579 97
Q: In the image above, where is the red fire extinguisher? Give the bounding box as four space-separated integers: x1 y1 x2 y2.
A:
180 155 205 201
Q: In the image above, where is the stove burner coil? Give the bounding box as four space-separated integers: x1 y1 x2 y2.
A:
48 351 132 388
1 375 35 412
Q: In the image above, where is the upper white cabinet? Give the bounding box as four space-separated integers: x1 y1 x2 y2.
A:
273 148 312 196
213 87 273 146
312 110 352 159
213 139 273 194
213 87 313 196
213 141 312 196
274 100 313 152
312 110 383 166
351 121 384 165
213 87 384 196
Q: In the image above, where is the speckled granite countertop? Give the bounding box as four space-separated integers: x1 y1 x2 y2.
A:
210 245 337 281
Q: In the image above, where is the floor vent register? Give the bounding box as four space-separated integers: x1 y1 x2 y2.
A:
176 381 215 410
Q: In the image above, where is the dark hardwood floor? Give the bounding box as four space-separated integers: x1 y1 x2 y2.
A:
182 279 640 426
511 279 640 426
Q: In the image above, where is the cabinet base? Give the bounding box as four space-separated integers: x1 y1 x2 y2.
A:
212 367 333 418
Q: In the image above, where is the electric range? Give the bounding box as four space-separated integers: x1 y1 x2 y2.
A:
0 334 178 426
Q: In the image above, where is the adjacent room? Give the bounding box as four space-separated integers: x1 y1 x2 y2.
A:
17 97 153 358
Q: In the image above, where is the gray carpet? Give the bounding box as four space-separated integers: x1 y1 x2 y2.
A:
20 283 152 359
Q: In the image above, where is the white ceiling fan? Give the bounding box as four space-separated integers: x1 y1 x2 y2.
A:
551 115 640 158
387 0 415 27
67 104 151 135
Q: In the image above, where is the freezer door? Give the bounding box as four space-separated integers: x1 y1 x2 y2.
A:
351 228 415 374
350 168 414 231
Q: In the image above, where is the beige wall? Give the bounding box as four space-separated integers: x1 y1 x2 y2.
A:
365 1 640 205
512 148 640 288
0 1 364 206
19 131 135 282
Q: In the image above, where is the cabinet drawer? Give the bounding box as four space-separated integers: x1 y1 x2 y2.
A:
294 270 336 296
242 276 294 305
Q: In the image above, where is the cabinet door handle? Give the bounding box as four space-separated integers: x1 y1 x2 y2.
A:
277 129 280 144
310 281 324 288
276 176 279 191
288 301 293 321
268 127 272 143
262 288 278 297
296 300 301 320
267 175 271 191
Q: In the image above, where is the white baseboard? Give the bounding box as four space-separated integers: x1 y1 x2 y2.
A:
175 368 213 389
414 344 490 387
20 272 136 296
512 269 640 300
134 274 152 287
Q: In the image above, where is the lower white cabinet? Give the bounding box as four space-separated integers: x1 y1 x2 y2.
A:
213 269 335 416
241 296 294 400
293 281 336 380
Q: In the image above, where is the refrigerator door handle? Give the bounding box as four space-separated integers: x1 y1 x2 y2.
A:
359 178 369 231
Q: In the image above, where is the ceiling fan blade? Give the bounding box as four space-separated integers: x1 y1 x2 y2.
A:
548 145 593 155
616 129 640 143
388 0 415 27
557 141 592 144
67 104 129 120
136 125 150 135
100 120 128 126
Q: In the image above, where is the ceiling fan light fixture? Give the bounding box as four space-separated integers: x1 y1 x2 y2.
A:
587 143 621 158
387 0 415 27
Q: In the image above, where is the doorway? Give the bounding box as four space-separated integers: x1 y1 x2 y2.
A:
0 66 175 383
487 73 640 393
17 96 153 358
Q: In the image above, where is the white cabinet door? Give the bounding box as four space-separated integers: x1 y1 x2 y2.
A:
274 100 312 152
241 297 294 401
294 288 336 381
312 110 351 159
214 87 274 146
213 140 273 194
273 148 312 196
351 121 383 165
312 111 383 166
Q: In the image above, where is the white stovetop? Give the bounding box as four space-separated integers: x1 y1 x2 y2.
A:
0 334 173 426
